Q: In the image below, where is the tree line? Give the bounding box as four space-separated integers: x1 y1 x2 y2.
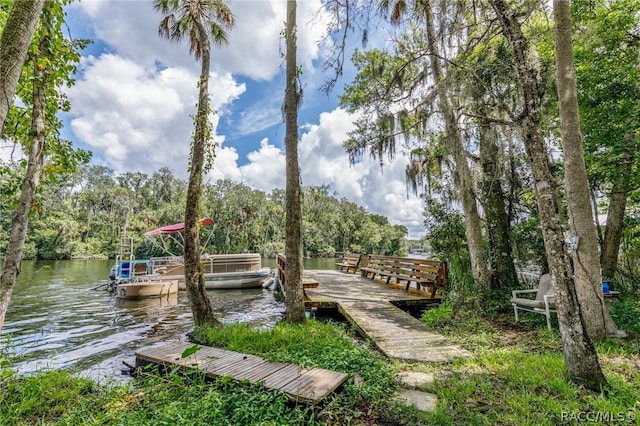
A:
0 165 409 260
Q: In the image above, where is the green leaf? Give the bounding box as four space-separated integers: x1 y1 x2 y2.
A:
181 344 201 359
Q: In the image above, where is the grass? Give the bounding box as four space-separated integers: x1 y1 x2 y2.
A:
1 303 638 425
413 302 640 425
1 321 397 425
192 321 398 422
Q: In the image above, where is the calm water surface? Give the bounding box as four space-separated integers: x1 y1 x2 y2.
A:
1 257 336 383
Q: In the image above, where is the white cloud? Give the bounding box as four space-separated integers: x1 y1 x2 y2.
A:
66 54 245 177
62 0 426 239
233 94 283 137
69 0 329 82
239 138 287 191
206 144 243 183
69 1 196 71
223 1 330 81
298 109 369 201
0 143 24 164
298 110 424 238
211 108 426 238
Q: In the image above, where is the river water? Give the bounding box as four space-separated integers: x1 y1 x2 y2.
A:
1 257 336 384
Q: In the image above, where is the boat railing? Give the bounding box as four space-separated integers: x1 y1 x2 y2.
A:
150 253 266 275
115 237 135 280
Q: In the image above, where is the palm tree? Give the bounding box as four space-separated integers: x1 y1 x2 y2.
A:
153 0 234 327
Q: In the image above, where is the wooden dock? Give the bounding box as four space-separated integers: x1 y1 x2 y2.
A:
303 269 471 363
135 341 348 405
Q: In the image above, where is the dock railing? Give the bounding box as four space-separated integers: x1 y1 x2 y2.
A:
275 254 318 292
276 253 286 285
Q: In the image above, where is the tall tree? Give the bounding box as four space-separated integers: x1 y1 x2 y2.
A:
459 29 523 292
283 0 306 324
489 0 607 389
369 2 484 292
0 0 45 133
411 1 488 291
475 101 519 293
553 0 616 339
573 0 640 280
340 2 489 292
1 1 52 332
154 0 235 327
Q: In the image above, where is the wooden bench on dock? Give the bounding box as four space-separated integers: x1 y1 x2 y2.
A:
359 255 447 297
335 253 362 273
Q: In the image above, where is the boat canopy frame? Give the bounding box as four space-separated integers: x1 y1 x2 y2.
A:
144 217 215 257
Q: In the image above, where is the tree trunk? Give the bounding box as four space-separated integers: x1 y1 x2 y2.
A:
600 162 631 280
477 102 519 292
284 0 306 324
0 0 45 134
184 22 219 328
490 0 607 390
553 0 614 340
0 10 48 333
423 1 488 291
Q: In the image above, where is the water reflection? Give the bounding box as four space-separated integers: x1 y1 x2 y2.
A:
0 260 291 383
1 258 336 383
114 293 179 310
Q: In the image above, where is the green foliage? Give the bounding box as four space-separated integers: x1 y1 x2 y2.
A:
194 320 390 377
421 196 466 259
1 168 407 259
0 162 25 211
0 0 92 196
417 305 640 425
0 369 120 425
181 344 201 358
1 321 397 425
573 0 640 206
6 305 636 425
511 215 547 271
0 336 12 376
0 0 91 270
115 372 317 425
420 196 474 295
0 367 315 425
609 296 640 334
194 321 396 410
613 212 640 288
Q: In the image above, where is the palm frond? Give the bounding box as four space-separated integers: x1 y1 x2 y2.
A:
153 0 235 60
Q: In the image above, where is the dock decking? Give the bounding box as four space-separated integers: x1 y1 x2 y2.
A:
303 269 471 363
134 269 469 402
135 341 348 405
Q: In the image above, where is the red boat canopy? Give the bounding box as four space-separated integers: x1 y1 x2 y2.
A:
144 217 215 236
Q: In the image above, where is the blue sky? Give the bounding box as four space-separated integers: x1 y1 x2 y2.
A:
3 0 427 238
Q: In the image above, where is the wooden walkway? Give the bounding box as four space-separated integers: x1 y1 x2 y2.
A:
135 341 348 405
303 270 471 363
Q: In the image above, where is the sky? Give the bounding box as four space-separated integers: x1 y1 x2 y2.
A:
4 0 427 239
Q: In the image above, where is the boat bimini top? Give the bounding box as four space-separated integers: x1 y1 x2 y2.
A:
144 217 215 256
